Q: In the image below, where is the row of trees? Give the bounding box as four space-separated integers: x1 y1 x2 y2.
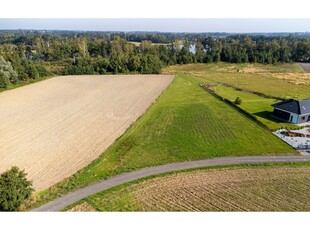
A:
1 31 310 89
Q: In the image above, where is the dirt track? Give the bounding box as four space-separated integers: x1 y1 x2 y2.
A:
0 75 173 191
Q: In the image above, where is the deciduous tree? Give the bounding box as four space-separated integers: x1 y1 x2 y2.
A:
0 166 33 211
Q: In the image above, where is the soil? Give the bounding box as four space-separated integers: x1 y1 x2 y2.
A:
131 167 310 211
0 74 173 191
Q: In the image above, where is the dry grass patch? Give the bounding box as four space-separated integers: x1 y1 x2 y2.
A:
271 73 310 85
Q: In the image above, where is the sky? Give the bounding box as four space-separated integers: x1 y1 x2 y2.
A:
1 18 310 33
1 0 310 33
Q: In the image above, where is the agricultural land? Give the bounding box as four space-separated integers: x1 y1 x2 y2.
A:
0 74 173 191
66 163 310 211
27 64 299 210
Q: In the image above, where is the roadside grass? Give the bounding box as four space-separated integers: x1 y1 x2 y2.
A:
163 63 310 100
212 85 298 130
64 162 310 211
26 73 295 210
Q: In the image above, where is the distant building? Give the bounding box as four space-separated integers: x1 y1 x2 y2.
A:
272 99 310 124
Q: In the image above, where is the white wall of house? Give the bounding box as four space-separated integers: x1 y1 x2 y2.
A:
290 113 299 124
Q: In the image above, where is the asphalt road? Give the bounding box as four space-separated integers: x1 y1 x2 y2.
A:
32 155 310 211
299 62 310 72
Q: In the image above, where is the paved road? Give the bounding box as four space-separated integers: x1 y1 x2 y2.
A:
299 62 310 72
32 155 310 211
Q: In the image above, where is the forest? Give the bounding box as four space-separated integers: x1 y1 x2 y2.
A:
1 30 310 88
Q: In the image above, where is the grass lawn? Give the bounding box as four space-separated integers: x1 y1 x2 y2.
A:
212 85 298 130
27 72 295 210
65 162 310 211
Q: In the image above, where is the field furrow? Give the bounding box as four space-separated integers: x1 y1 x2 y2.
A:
0 75 173 191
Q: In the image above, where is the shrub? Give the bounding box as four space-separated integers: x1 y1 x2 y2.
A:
0 166 33 211
234 97 242 105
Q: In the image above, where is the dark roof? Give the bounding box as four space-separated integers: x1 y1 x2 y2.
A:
272 99 310 115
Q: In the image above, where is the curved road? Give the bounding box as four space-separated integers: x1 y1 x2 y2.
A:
33 155 310 211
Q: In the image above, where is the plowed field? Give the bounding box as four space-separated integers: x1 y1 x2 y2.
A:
0 75 173 191
78 165 310 211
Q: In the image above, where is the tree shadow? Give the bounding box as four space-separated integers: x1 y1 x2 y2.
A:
253 111 289 124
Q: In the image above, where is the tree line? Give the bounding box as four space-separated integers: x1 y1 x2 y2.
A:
1 30 310 89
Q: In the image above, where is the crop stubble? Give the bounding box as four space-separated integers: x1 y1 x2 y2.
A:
130 167 310 211
0 75 173 191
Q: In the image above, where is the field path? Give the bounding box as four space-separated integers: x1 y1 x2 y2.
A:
32 155 310 211
0 75 173 191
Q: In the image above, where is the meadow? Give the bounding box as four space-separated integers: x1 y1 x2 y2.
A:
163 63 310 100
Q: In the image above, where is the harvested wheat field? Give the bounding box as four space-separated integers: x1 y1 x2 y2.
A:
0 75 173 191
135 167 310 211
81 165 310 211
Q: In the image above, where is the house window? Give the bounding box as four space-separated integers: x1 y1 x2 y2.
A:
302 116 305 120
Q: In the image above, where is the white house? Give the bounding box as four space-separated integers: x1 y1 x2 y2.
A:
272 99 310 124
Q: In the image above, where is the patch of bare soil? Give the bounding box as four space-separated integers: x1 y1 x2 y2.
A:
131 167 310 211
0 75 173 191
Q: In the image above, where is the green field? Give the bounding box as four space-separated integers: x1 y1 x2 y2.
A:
212 85 298 130
163 63 310 100
27 72 295 210
65 162 310 212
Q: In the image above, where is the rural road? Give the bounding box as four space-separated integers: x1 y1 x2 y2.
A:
299 62 310 72
32 155 310 212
